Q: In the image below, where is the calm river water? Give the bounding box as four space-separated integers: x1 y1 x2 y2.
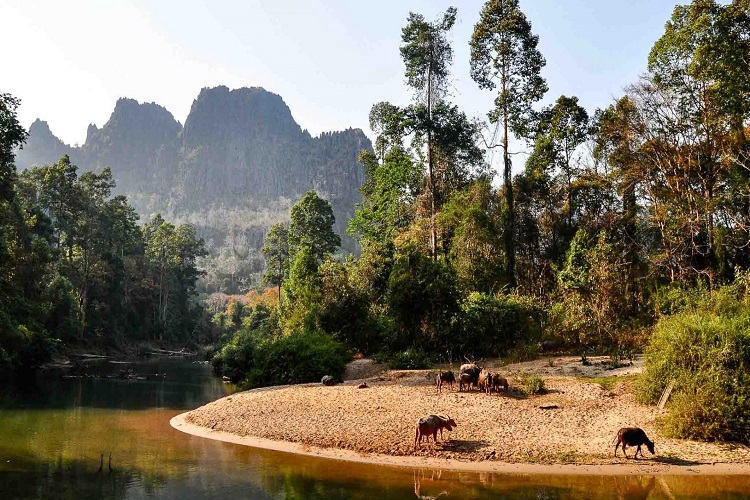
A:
0 358 748 499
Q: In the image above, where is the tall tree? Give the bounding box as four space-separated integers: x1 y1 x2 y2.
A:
400 6 457 260
470 0 548 287
143 214 207 341
262 222 290 301
537 95 590 226
288 191 341 263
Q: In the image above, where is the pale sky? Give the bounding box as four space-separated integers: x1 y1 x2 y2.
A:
3 0 680 153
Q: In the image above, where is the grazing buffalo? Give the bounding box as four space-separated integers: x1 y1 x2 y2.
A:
614 427 655 459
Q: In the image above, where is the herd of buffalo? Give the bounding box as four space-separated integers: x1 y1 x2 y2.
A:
416 363 656 459
435 363 508 395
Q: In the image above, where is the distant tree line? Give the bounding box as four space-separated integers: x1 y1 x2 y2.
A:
0 94 207 373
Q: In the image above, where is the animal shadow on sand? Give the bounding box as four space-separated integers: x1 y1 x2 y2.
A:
439 439 489 453
652 455 706 466
498 389 528 400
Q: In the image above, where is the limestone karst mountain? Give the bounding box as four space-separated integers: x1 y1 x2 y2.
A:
16 86 372 292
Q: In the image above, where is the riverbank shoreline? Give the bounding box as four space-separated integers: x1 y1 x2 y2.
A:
171 360 750 476
170 412 750 476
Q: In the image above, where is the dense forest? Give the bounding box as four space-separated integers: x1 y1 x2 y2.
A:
1 94 207 373
211 0 750 444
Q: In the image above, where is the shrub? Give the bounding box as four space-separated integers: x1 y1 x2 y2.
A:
212 328 257 383
458 292 542 358
388 348 432 370
213 327 347 388
520 373 545 395
638 303 750 443
247 330 346 388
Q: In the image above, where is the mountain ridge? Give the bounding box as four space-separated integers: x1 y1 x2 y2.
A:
16 86 371 292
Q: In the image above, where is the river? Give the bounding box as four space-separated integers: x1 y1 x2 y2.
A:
0 357 748 499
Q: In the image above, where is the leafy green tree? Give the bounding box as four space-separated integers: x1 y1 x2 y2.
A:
0 94 55 371
640 0 750 284
386 247 458 353
536 95 590 226
470 0 548 287
288 191 341 262
282 244 322 333
0 93 27 202
400 7 457 259
438 180 503 295
143 214 207 341
348 147 420 246
262 222 289 300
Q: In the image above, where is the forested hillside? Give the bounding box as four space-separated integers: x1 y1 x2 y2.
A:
16 86 372 293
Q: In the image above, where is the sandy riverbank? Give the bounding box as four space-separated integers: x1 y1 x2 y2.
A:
171 359 750 475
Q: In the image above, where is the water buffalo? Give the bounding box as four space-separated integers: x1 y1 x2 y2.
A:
436 370 455 392
491 374 509 393
478 369 491 394
614 427 655 459
459 363 481 391
414 415 457 449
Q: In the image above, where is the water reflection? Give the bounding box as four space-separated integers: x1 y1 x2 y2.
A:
0 358 748 499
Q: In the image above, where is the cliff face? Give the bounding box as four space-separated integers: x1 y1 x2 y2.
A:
16 86 371 292
17 119 74 168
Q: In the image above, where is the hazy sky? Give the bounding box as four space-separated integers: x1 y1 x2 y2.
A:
3 0 680 151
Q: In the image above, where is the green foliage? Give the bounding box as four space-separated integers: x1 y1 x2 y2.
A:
348 147 420 245
288 191 341 263
439 180 504 294
282 245 322 333
387 348 432 370
211 328 258 383
555 229 631 346
638 284 750 443
400 7 456 98
213 328 347 388
519 373 545 395
469 0 548 135
262 222 289 298
385 247 458 352
1 109 208 372
470 0 548 288
318 259 382 354
0 93 27 201
458 292 540 358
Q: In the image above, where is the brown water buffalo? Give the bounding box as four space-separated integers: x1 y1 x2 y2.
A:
414 415 457 449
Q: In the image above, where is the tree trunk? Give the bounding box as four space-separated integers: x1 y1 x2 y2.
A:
427 43 437 262
503 107 516 289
